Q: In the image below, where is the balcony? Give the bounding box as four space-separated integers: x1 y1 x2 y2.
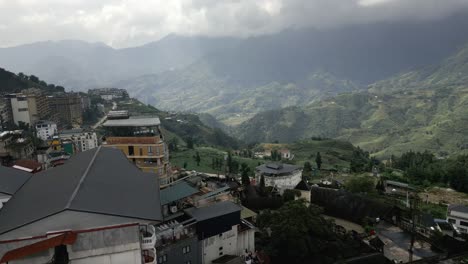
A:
142 248 156 264
140 225 156 250
154 220 196 249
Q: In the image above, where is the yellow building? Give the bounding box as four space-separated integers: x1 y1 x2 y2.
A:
102 112 172 185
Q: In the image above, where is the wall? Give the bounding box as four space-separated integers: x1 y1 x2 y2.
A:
202 226 238 264
157 235 199 264
447 211 468 234
261 170 302 191
68 225 142 264
10 97 31 125
236 228 255 256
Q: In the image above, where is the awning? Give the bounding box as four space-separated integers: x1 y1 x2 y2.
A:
0 232 77 263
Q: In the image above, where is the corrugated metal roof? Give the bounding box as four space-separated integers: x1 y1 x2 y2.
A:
103 117 160 127
160 181 199 205
0 147 162 236
0 166 31 195
185 201 241 222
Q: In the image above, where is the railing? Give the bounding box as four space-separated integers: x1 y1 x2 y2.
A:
140 225 156 250
155 224 196 249
142 248 156 264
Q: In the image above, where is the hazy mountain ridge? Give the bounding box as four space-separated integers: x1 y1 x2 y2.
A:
235 44 468 157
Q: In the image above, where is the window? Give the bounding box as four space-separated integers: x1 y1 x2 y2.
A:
139 148 143 156
158 254 167 263
448 218 456 224
461 221 468 227
460 228 467 233
17 97 27 101
18 108 28 112
183 245 191 254
185 261 192 264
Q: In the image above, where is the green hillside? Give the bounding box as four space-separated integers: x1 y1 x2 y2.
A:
236 44 468 158
118 65 359 125
115 98 239 149
0 68 64 94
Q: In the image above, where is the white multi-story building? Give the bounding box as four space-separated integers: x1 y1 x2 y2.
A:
59 129 98 152
447 204 468 234
35 121 57 141
255 163 302 193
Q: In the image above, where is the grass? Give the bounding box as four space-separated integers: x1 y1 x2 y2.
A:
170 147 263 174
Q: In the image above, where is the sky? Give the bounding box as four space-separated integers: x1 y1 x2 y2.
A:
1 0 468 48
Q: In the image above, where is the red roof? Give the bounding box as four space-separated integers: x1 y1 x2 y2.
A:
12 160 42 173
0 232 77 263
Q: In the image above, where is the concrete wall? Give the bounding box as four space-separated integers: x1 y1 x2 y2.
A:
259 170 302 191
236 229 255 256
157 235 199 264
447 211 468 233
10 97 31 125
202 225 238 264
0 237 54 264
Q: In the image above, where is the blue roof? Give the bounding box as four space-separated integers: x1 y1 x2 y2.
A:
160 181 199 205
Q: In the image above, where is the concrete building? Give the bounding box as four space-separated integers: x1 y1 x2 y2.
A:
0 98 12 131
0 131 35 164
102 111 172 185
48 93 83 127
447 204 468 234
88 88 129 101
255 163 302 192
8 90 50 127
0 165 31 209
59 129 98 152
35 120 57 141
294 180 311 203
0 147 163 264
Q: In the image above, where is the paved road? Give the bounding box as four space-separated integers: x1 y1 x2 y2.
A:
322 215 364 233
376 222 438 263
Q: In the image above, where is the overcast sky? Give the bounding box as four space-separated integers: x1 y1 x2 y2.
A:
1 0 468 48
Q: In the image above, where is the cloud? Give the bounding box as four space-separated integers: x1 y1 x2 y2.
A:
0 0 468 48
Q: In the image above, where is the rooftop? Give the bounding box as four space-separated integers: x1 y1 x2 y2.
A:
449 204 468 214
103 116 160 127
0 147 162 236
160 181 199 205
256 163 300 175
0 166 31 195
59 128 84 135
185 201 241 222
12 160 42 173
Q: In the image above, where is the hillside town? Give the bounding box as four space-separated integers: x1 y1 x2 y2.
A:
0 83 467 264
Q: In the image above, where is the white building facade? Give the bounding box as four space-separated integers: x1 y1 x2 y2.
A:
447 204 468 234
255 163 302 192
35 121 57 141
59 129 99 152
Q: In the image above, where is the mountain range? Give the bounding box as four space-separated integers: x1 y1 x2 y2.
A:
236 43 468 157
2 11 468 124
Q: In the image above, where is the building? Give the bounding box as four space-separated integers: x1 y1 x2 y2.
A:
59 129 98 152
35 120 57 141
0 165 31 209
88 88 129 101
102 111 172 185
447 204 468 234
0 147 162 264
294 179 311 203
12 159 42 173
384 180 417 196
80 95 91 111
0 97 12 131
8 91 50 127
0 130 34 164
255 163 302 192
48 93 83 127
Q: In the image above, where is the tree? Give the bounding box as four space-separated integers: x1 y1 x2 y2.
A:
315 152 322 170
345 176 375 194
375 179 386 193
259 174 266 194
194 151 201 166
186 137 194 149
29 75 39 83
183 161 188 169
283 189 301 202
302 162 313 179
226 151 233 173
241 163 251 186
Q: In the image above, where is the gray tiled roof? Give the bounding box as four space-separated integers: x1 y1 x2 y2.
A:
185 201 241 222
0 166 31 195
255 163 300 175
0 147 162 235
449 204 468 214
